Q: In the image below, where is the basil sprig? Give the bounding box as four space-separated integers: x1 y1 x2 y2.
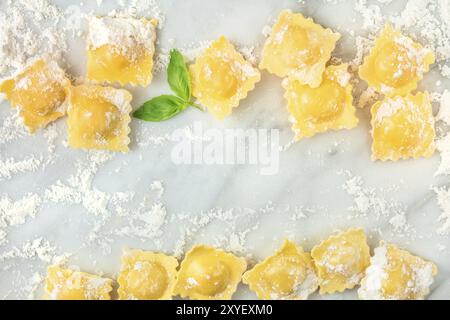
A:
133 49 202 122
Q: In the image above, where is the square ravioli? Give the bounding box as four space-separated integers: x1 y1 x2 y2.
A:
359 24 435 97
66 84 132 152
260 10 340 88
311 229 370 294
118 249 178 300
173 245 247 300
87 16 157 86
44 265 113 300
190 36 261 120
0 59 70 133
243 240 319 300
371 92 435 161
283 64 358 140
358 242 438 300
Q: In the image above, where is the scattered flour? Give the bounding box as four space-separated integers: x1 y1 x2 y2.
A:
44 151 134 216
150 180 164 198
433 186 450 235
436 90 450 125
0 238 69 266
341 171 411 235
1 0 450 300
0 193 42 246
0 155 42 180
0 0 65 78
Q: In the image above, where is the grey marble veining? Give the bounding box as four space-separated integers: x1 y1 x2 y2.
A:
0 0 449 300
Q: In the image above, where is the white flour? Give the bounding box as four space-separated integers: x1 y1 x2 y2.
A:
0 0 65 78
0 0 449 300
0 155 42 180
433 186 450 235
341 171 411 235
88 16 156 52
0 194 42 247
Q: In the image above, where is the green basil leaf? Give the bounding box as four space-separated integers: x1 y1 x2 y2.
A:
167 49 191 101
133 95 187 122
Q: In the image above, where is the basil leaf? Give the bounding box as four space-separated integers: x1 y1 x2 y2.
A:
167 49 191 101
133 95 187 122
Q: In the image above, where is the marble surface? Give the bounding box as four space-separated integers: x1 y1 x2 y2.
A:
1 0 450 300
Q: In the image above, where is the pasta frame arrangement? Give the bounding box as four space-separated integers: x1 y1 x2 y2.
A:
0 7 441 301
43 228 437 300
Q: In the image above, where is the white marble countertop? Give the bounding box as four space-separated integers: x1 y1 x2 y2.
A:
1 0 450 300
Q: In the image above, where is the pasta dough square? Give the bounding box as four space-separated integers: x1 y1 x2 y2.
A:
44 265 113 300
190 36 261 120
311 228 370 294
359 24 435 97
358 242 438 300
173 245 247 300
66 84 132 152
260 10 340 88
87 16 157 86
0 59 70 133
371 92 435 161
118 249 178 300
243 240 319 300
283 64 358 140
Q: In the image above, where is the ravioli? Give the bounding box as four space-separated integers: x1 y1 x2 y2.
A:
243 240 319 300
44 265 113 300
311 229 371 294
283 64 358 140
87 16 157 86
190 36 261 119
359 24 435 97
173 245 247 300
66 84 132 152
117 249 178 300
260 10 340 88
359 242 438 300
371 92 435 161
0 59 70 133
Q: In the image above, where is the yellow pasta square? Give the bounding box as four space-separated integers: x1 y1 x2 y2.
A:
359 242 438 300
173 245 247 300
311 229 370 294
371 92 435 161
243 240 319 300
44 265 113 300
190 36 261 120
118 249 178 300
66 84 132 152
0 59 70 133
260 10 340 88
283 64 358 140
87 16 157 86
359 24 435 97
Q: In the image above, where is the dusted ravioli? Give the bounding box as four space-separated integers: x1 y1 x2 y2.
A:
243 240 319 300
190 36 261 119
359 24 435 97
44 265 113 300
118 249 178 300
173 245 247 300
283 64 358 140
371 92 435 161
66 84 132 152
87 16 157 86
311 229 370 294
359 242 437 300
0 59 70 133
260 10 340 87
